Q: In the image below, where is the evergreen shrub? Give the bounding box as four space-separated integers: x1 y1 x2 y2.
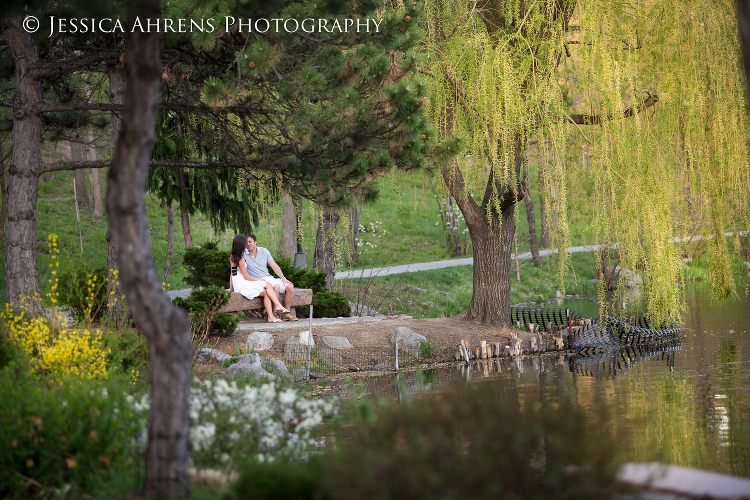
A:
182 244 351 318
274 258 351 318
183 241 230 289
173 286 238 337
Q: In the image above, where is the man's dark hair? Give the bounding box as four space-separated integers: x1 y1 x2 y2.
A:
247 234 257 242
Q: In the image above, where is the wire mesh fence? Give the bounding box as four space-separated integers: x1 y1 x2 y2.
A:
265 342 456 378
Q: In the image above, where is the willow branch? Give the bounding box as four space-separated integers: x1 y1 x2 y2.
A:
567 92 658 125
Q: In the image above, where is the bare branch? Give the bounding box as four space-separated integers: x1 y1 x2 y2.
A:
34 102 278 115
567 92 658 125
41 159 258 173
31 50 122 78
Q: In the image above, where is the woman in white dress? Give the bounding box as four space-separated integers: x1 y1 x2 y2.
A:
227 234 289 323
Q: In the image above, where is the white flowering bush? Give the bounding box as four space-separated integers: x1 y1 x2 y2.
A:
189 379 336 468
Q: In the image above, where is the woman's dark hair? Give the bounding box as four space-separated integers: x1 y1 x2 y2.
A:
230 234 246 266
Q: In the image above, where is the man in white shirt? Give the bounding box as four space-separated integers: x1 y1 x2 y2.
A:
243 234 295 314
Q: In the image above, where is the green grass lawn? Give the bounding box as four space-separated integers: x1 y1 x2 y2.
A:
0 164 651 307
337 251 600 318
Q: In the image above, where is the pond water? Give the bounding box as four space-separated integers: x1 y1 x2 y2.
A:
356 281 750 478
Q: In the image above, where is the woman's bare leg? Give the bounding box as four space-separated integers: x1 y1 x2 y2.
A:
259 290 278 322
265 283 287 311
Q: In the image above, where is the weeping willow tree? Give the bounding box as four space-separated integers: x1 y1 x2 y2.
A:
424 0 750 325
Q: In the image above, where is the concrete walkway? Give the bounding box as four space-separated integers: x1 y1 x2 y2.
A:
334 231 749 280
334 245 602 280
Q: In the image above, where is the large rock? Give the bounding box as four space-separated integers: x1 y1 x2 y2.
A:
322 336 353 349
318 347 346 364
261 358 292 381
226 353 274 380
291 331 315 347
194 348 232 363
349 302 384 317
390 327 427 348
246 331 274 351
283 333 313 362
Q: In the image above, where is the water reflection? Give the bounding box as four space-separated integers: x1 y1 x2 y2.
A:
341 281 750 477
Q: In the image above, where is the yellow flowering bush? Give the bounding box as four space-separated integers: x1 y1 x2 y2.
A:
1 304 110 382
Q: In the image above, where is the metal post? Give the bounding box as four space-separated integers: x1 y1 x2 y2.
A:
73 180 83 254
306 304 313 380
395 341 399 371
567 308 573 350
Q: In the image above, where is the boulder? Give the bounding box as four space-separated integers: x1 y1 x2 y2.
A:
349 302 384 317
291 331 315 347
283 333 313 362
246 331 274 351
322 336 353 349
290 366 309 382
261 358 292 381
225 353 275 380
194 348 232 363
436 291 456 299
405 285 427 294
318 347 346 364
389 327 427 348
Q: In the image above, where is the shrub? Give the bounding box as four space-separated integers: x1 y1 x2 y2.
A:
230 383 619 500
419 334 438 357
102 328 150 384
1 304 110 383
275 259 351 318
173 286 237 337
183 247 352 318
189 379 336 469
0 365 148 497
183 241 230 289
57 265 108 322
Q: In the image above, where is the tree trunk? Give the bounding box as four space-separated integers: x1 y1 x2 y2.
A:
0 136 7 248
462 205 516 325
106 60 125 319
108 67 125 150
71 141 91 210
430 177 464 257
277 186 296 259
178 167 193 247
164 200 174 280
349 197 364 265
105 230 126 326
539 190 550 248
523 170 542 265
106 4 192 498
313 205 339 291
443 134 526 326
87 127 104 217
2 17 44 315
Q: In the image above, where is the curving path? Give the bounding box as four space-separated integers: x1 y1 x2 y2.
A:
334 245 601 280
335 232 748 281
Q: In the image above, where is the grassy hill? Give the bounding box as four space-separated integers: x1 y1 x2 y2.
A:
0 167 593 308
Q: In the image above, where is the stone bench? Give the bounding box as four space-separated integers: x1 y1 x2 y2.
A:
219 288 312 319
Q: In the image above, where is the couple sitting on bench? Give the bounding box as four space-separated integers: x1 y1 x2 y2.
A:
228 233 296 323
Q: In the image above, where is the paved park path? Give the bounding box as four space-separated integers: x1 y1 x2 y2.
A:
334 244 601 280
334 231 749 280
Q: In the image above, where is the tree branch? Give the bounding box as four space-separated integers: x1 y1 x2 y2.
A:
42 159 257 172
34 102 277 115
31 50 122 78
567 92 658 125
